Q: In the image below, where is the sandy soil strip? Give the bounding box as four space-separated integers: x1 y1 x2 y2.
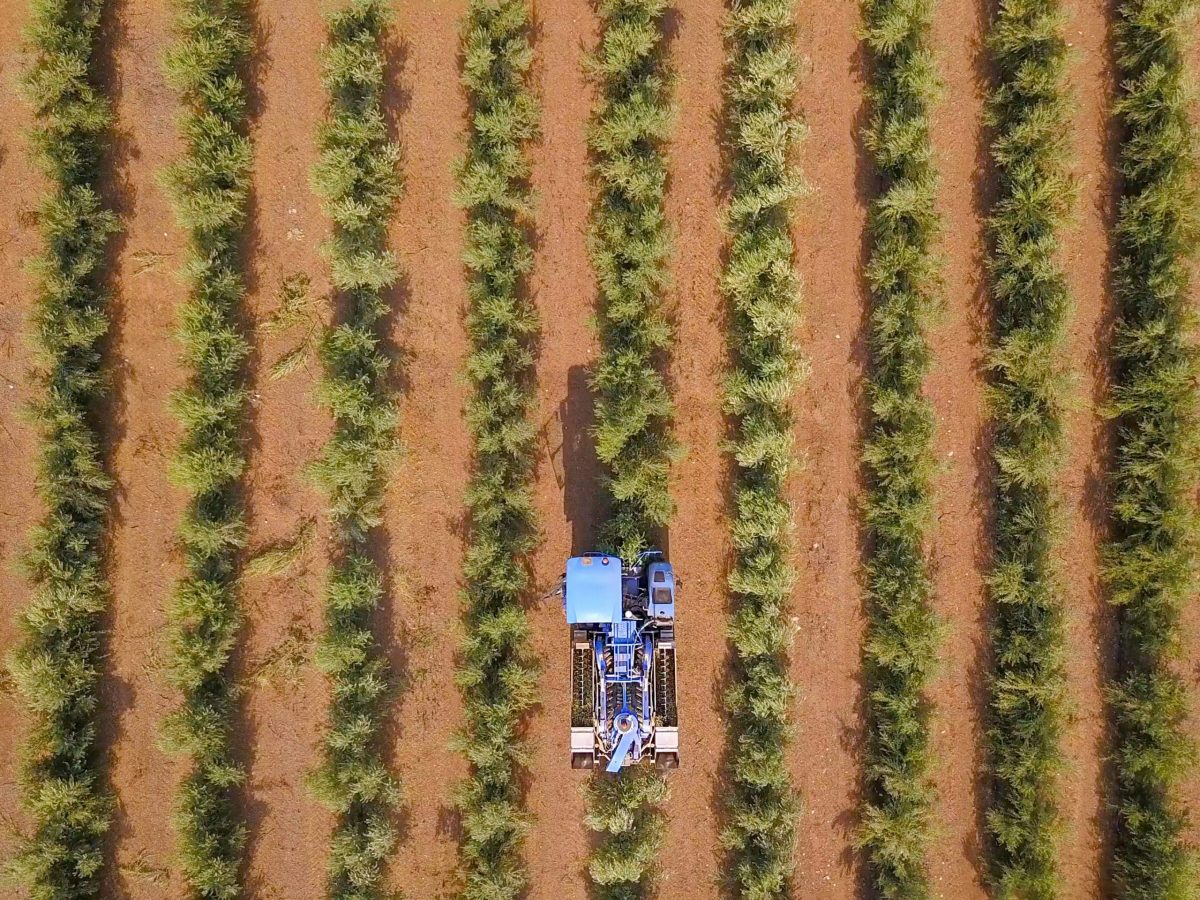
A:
923 0 993 896
656 1 731 895
523 1 601 896
0 0 44 871
789 5 871 896
1055 0 1120 893
234 1 336 896
93 1 193 893
382 2 473 896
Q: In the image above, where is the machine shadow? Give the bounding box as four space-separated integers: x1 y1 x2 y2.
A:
562 364 603 555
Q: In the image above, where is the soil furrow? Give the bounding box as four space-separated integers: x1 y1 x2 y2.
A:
95 0 190 893
235 1 334 896
657 1 729 895
1055 0 1119 892
790 5 871 896
0 0 44 871
384 2 472 896
923 0 993 895
524 1 600 896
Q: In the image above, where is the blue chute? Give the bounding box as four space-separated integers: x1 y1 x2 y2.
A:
606 727 638 773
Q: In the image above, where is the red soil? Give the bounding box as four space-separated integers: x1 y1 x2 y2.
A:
924 0 994 893
789 5 871 895
0 0 42 875
0 0 1195 898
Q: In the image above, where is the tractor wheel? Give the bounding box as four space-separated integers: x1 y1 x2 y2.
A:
571 753 594 770
655 753 679 771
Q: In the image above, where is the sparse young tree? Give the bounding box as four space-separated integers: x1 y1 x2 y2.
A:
8 1 119 894
453 2 541 898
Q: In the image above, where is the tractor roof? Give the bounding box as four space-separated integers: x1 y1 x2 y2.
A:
565 555 623 624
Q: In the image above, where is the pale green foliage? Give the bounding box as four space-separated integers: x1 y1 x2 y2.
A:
719 1 805 897
453 2 540 898
158 0 254 895
9 6 118 895
982 1 1073 895
1105 1 1200 896
309 3 402 897
856 0 942 896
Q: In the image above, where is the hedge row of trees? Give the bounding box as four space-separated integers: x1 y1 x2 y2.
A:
718 1 805 897
307 2 403 896
1105 0 1199 896
856 0 942 895
158 0 255 896
8 1 119 895
585 0 676 895
452 1 541 897
981 1 1073 895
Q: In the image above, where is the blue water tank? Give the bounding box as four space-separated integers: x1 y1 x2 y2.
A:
565 555 623 624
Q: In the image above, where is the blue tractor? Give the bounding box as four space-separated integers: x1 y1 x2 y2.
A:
562 551 679 772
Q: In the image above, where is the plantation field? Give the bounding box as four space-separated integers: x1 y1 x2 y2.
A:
0 0 1198 898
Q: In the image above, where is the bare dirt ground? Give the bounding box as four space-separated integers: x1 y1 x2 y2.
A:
0 0 41 876
1 1 1198 898
790 6 871 896
924 0 994 893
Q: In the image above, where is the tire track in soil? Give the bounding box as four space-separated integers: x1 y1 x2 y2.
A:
95 1 192 894
236 2 334 897
657 2 728 896
790 8 871 897
1055 0 1119 892
924 0 992 895
0 0 44 870
524 1 599 897
384 2 472 896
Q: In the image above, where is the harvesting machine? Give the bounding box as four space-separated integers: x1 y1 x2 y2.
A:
561 551 679 772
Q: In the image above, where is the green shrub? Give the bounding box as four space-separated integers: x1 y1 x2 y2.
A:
718 1 806 896
7 1 118 895
856 0 942 895
452 2 540 898
158 1 254 896
308 3 402 897
1105 1 1200 896
981 1 1073 895
584 0 676 893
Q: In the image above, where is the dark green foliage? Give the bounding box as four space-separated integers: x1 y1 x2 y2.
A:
1105 1 1200 896
308 3 402 897
158 1 253 896
8 1 118 896
718 1 805 897
585 0 676 894
588 0 678 564
857 0 942 895
453 2 540 898
982 1 1073 895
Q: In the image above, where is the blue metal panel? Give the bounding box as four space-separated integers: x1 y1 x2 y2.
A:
565 555 623 624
